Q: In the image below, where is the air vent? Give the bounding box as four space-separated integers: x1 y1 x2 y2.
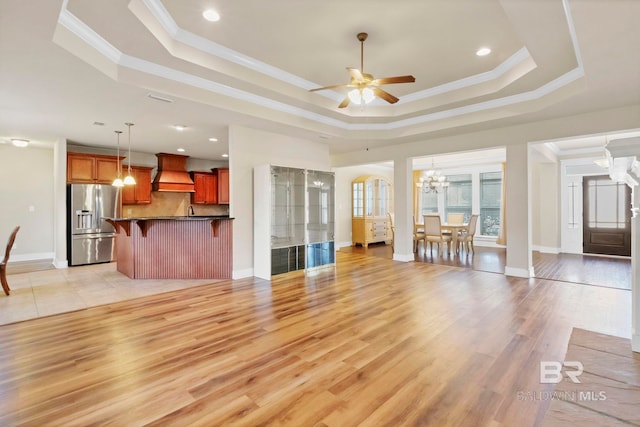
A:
147 92 175 103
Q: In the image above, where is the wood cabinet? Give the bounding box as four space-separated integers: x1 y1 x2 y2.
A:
67 152 122 184
351 175 393 247
190 171 218 204
213 168 230 204
122 166 153 205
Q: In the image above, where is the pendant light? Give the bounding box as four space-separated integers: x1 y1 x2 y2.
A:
123 122 136 185
112 130 124 187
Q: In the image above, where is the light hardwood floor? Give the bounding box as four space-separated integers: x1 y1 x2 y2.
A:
343 243 632 290
0 251 632 426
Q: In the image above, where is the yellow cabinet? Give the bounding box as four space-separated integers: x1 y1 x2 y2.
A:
351 175 393 247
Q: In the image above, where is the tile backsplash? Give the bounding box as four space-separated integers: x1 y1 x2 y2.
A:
123 192 229 218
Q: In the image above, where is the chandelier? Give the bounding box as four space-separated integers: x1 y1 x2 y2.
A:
417 161 449 193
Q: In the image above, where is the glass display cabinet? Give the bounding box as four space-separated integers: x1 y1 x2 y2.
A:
306 170 335 270
351 175 393 247
254 165 335 279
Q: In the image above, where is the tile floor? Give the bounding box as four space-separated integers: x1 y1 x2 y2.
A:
0 262 222 326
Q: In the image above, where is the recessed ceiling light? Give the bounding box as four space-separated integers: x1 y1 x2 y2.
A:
208 137 218 142
476 47 491 56
203 9 220 22
177 148 185 153
11 138 29 148
221 153 229 158
174 125 186 131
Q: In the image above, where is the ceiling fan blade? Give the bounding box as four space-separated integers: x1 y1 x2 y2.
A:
347 67 365 82
371 75 416 85
338 96 351 108
373 87 399 104
309 83 353 92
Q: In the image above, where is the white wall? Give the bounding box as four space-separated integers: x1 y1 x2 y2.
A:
0 144 54 260
333 165 393 248
228 125 331 278
532 161 561 252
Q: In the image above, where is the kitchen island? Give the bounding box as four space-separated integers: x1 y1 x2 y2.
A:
106 216 233 279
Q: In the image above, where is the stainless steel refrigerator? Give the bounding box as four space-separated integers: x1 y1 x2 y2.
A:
67 184 118 266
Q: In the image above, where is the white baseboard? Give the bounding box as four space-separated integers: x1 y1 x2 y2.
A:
9 252 55 263
336 241 353 249
504 266 535 278
473 238 504 248
53 259 68 269
393 253 415 262
232 268 254 280
533 245 561 254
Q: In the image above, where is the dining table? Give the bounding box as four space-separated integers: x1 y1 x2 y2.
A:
441 222 469 254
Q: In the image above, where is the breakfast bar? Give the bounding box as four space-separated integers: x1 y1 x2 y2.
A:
106 216 233 279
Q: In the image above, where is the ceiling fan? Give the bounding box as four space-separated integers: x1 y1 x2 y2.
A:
309 32 415 108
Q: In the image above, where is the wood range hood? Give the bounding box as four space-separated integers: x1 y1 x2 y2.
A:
152 153 195 192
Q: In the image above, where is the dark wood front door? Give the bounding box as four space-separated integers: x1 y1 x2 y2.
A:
582 175 631 256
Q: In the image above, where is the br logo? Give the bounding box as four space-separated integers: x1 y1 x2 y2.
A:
540 361 584 384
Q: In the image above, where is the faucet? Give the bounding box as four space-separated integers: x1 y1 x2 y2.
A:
188 205 195 216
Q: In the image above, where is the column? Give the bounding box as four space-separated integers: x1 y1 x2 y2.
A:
392 157 414 262
504 144 534 278
53 139 68 268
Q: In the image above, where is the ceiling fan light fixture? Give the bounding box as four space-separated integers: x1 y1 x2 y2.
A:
348 88 375 105
310 32 415 108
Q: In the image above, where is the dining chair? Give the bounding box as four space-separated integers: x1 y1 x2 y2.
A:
447 213 465 224
413 216 425 252
423 215 452 256
387 212 395 250
444 212 466 240
0 226 20 296
458 214 479 254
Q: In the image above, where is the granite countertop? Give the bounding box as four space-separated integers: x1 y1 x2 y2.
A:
107 216 233 221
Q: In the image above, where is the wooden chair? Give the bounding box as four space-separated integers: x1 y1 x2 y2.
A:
423 215 452 256
458 214 479 254
0 226 20 296
413 216 425 252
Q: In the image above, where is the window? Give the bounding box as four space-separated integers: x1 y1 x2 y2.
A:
586 177 627 229
480 171 502 236
420 191 438 216
445 174 472 222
